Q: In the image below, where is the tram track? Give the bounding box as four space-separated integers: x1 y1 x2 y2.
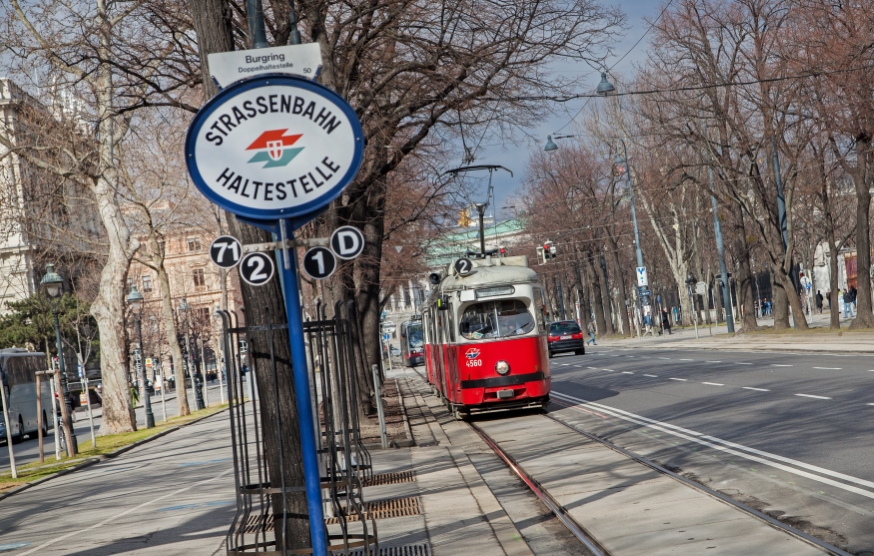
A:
471 404 854 556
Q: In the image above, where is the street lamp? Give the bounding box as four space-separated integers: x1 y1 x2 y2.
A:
685 274 699 339
178 297 204 410
39 264 77 455
543 134 575 155
126 285 154 428
596 72 616 96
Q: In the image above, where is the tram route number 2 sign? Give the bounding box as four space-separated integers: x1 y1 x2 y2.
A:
239 252 276 286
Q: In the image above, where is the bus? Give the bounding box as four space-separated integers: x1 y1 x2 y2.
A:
0 349 54 444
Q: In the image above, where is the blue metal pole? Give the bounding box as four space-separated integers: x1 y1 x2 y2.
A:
277 222 327 555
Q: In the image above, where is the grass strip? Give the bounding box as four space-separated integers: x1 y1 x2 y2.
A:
0 402 227 491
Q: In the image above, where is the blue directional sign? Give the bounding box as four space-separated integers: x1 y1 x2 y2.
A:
185 74 364 220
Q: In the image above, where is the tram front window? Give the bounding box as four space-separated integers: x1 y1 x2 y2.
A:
459 299 535 340
408 325 424 349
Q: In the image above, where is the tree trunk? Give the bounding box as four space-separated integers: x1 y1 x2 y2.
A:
605 239 631 336
776 266 809 330
188 2 309 549
227 218 310 550
727 200 758 331
595 251 615 334
584 256 608 336
849 139 874 328
151 249 190 416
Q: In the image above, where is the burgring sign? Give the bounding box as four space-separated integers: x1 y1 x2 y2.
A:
185 74 364 220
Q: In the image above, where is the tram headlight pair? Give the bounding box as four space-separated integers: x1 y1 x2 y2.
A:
495 360 510 375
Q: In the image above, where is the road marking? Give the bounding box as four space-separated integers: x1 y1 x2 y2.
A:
742 387 770 392
702 382 724 386
813 367 841 370
587 367 597 370
18 468 234 555
679 358 693 361
551 391 874 498
705 361 722 363
867 403 874 406
736 362 752 365
795 394 831 400
602 369 614 372
643 374 658 378
0 544 30 552
771 364 792 367
669 378 687 381
622 371 634 374
560 363 570 366
658 357 671 360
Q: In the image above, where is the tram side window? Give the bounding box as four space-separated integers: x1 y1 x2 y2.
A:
533 288 547 330
459 299 535 340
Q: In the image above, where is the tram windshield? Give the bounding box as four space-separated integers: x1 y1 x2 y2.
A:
407 324 424 349
459 299 535 340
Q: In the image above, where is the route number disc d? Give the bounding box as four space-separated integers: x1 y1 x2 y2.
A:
302 246 337 280
330 226 365 260
210 236 243 268
239 252 276 286
455 257 473 276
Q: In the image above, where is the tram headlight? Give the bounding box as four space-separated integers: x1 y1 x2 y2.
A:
495 360 510 375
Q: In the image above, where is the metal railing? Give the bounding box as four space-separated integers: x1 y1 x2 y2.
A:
219 300 377 555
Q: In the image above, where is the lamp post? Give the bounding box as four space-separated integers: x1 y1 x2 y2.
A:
39 264 77 456
127 285 155 428
685 274 700 339
178 297 204 410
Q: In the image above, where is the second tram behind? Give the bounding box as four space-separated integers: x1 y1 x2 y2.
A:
422 255 550 419
399 319 425 367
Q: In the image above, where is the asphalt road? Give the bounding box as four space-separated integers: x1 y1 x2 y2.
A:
0 408 234 555
546 346 874 553
0 382 229 470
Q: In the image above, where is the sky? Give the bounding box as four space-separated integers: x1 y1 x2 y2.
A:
467 0 663 222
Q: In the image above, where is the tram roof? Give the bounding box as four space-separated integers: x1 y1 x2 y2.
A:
439 258 538 290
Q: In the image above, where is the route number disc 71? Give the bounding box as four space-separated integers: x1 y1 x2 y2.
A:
210 236 243 268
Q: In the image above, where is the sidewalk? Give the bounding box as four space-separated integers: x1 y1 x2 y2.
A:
597 312 874 354
356 368 535 556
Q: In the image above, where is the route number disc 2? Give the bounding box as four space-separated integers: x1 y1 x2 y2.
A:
210 236 243 268
330 225 365 260
455 257 473 276
239 252 276 286
302 246 337 280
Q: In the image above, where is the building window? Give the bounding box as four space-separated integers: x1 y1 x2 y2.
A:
192 268 206 288
197 307 210 322
188 237 202 252
142 275 152 293
126 277 133 292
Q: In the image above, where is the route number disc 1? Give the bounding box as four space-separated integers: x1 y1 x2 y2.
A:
302 246 337 280
330 225 365 260
239 252 276 286
455 257 473 276
210 236 243 268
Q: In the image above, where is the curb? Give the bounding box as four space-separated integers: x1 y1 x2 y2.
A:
0 406 228 502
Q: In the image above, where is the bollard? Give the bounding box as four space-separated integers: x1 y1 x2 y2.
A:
0 378 17 478
372 365 388 449
36 373 44 463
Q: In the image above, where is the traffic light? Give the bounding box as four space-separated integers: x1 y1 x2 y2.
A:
536 246 546 265
543 241 556 260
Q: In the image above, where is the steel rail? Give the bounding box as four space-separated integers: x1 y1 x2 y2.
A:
469 421 608 556
545 402 853 556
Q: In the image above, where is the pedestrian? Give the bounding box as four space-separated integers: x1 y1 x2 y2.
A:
643 311 655 337
843 289 854 318
815 290 823 314
586 320 597 345
851 286 857 309
661 308 672 335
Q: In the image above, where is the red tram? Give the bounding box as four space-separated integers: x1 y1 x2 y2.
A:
399 319 425 367
422 255 551 419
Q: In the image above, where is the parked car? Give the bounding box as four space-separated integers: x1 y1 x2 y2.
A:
547 320 585 358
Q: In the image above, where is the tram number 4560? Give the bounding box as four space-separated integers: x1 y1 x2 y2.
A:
465 359 483 368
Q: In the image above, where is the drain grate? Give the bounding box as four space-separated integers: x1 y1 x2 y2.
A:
325 496 422 523
335 543 432 556
362 471 415 487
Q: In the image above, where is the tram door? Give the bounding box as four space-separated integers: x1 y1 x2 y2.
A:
435 311 447 397
445 303 460 402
